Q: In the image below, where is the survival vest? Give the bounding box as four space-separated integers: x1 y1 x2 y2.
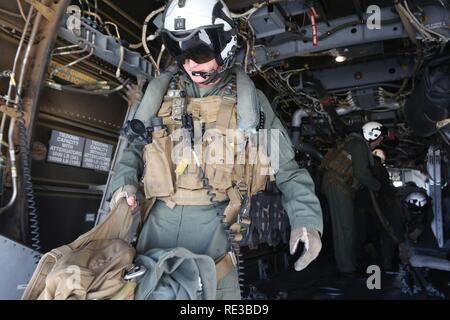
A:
321 139 353 185
141 72 274 226
321 133 372 189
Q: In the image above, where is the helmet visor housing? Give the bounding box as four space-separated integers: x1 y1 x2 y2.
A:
405 192 428 211
162 25 229 65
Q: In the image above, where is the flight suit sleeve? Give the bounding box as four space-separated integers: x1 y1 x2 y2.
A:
257 90 324 234
109 142 144 196
423 205 434 228
346 140 381 191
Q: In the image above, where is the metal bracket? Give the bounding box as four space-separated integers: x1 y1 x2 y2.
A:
123 265 147 281
25 0 55 21
427 146 444 248
58 15 153 80
0 70 12 78
0 104 20 118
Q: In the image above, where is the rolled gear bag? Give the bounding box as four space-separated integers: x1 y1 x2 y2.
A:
22 198 155 300
134 247 217 300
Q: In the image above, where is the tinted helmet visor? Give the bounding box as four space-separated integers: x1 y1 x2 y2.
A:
162 25 228 64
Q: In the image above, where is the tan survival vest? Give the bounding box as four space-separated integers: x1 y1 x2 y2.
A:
141 84 273 226
321 134 372 190
321 141 354 186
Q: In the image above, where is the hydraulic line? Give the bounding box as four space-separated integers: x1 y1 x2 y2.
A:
50 32 95 79
0 6 34 215
0 4 41 259
16 0 26 22
46 78 130 95
0 7 22 19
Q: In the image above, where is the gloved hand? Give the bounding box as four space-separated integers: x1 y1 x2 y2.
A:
289 227 322 271
110 185 138 210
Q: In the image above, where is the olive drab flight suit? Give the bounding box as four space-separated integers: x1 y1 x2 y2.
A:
354 157 403 269
322 133 381 273
109 69 323 300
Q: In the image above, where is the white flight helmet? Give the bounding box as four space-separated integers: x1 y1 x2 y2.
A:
405 192 428 210
161 0 237 72
362 121 384 142
372 149 386 164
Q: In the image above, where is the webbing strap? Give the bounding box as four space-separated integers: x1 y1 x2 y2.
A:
215 97 236 135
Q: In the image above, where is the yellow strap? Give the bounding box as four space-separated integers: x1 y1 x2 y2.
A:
175 159 189 176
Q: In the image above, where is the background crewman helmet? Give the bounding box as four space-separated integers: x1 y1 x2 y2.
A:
405 192 428 211
362 121 385 142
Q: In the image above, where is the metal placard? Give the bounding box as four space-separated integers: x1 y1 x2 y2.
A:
82 139 113 172
47 130 85 167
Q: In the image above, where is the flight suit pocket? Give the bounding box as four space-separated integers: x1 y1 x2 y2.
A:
142 131 174 198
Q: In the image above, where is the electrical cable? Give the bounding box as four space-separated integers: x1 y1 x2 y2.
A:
104 21 124 79
140 6 165 75
16 0 26 21
156 44 165 73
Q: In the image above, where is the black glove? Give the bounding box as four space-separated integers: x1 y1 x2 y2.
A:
379 183 394 196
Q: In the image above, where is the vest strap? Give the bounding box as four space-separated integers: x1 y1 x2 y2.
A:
215 97 236 135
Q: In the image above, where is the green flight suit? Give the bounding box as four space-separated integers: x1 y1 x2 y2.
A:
110 69 323 299
322 134 381 273
355 158 403 269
